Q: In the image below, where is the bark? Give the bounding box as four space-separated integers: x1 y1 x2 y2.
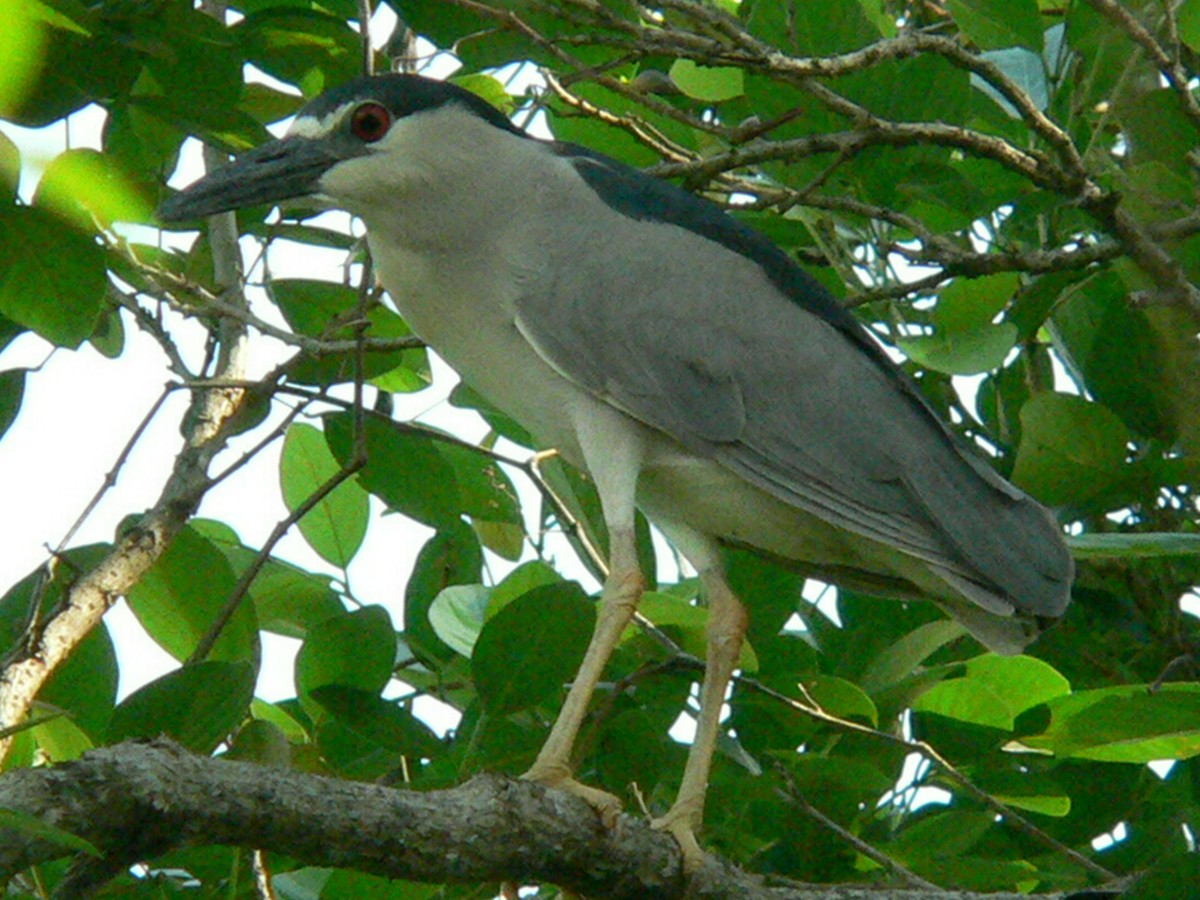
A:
0 740 1116 900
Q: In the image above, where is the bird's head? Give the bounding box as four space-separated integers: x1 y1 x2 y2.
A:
157 74 521 224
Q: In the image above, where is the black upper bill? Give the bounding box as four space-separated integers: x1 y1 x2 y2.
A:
157 137 340 223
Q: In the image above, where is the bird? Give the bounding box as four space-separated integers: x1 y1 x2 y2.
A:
159 72 1074 871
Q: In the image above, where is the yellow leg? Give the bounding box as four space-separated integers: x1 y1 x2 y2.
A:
652 568 748 873
522 526 643 825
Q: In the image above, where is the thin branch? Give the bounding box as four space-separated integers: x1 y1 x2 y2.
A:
1085 0 1200 130
775 778 938 891
124 256 424 356
106 284 193 377
50 385 175 557
358 0 374 76
186 447 365 665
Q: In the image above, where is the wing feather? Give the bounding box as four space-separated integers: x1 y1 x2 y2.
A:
513 149 1072 620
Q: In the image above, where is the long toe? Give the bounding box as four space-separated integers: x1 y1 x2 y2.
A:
522 764 623 828
651 806 707 875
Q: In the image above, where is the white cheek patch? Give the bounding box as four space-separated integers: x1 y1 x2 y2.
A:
288 103 355 139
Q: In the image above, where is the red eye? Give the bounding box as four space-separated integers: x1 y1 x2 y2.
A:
350 102 392 142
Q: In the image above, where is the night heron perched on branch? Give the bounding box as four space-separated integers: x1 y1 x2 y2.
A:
159 73 1073 870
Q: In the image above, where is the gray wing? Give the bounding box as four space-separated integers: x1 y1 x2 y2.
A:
514 156 1072 621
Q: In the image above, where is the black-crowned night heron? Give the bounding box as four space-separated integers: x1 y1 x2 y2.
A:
159 73 1073 870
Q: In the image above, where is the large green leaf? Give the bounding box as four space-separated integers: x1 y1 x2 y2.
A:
126 525 259 664
947 0 1044 50
272 279 429 390
295 606 396 717
1010 392 1129 506
898 273 1020 375
280 422 369 568
471 582 594 715
325 412 521 527
0 205 104 348
404 522 483 662
108 661 255 753
669 60 744 102
913 655 1070 730
0 367 25 441
1023 683 1200 762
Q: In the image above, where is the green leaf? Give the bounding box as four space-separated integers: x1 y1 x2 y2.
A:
428 584 490 658
280 422 369 568
1010 392 1129 506
34 148 154 228
860 619 966 694
108 661 255 753
0 809 101 858
800 674 878 726
31 710 92 761
126 525 259 663
309 685 441 758
669 59 744 101
0 205 104 348
898 273 1020 374
1068 532 1200 559
485 561 561 619
915 677 1014 730
947 0 1044 50
914 654 1070 730
960 654 1071 714
404 523 482 661
40 625 118 742
1050 272 1175 440
191 520 344 639
1023 683 1200 762
974 47 1049 113
295 606 395 716
226 718 291 767
899 322 1017 375
325 412 520 527
236 8 363 95
472 582 594 715
0 131 18 201
0 368 25 440
272 279 427 388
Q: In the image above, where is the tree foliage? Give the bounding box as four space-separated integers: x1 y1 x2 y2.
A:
1 0 1199 897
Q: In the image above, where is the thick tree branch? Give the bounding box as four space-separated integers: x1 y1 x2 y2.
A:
0 740 1108 900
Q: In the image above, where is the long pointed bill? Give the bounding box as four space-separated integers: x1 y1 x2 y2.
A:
157 137 341 223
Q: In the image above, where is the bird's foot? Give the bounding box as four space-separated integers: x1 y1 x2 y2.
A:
521 762 623 828
651 802 707 875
